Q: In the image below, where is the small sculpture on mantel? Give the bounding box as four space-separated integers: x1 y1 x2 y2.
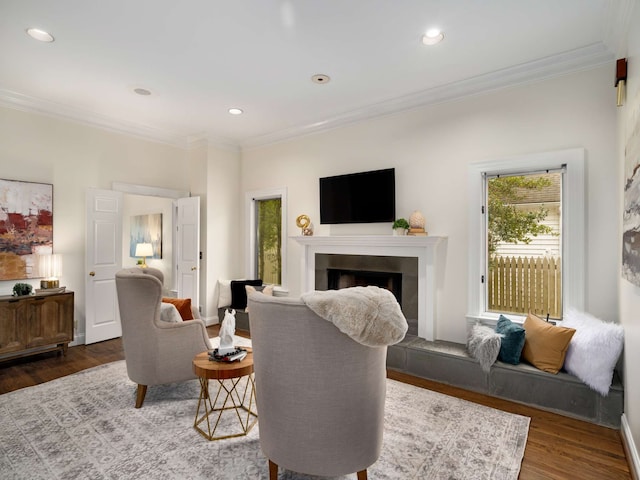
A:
296 214 314 236
408 210 427 236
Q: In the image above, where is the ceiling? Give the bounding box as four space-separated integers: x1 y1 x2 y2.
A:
0 0 633 149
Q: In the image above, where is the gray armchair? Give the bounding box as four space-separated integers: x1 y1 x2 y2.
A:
247 292 387 480
115 267 211 408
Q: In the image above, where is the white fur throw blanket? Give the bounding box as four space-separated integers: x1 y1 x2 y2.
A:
301 286 408 347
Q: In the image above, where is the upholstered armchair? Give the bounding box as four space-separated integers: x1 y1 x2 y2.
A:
247 292 388 480
115 267 211 408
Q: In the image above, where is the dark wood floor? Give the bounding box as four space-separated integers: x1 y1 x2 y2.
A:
0 326 632 480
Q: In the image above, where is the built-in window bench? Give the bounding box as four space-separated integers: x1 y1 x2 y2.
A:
387 335 623 428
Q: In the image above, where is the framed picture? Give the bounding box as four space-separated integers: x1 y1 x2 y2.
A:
0 178 53 280
623 89 640 286
129 213 162 259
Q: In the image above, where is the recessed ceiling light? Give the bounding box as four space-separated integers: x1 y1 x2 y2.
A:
133 87 152 96
26 28 54 42
228 108 243 115
422 29 444 46
311 74 330 84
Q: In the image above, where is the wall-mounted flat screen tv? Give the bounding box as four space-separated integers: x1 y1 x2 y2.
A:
319 168 395 224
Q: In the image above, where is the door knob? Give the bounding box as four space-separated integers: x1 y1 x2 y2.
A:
191 266 197 271
89 271 95 276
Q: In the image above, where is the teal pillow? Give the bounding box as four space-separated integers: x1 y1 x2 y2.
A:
495 315 525 364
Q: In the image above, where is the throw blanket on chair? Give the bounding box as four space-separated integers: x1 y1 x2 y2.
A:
301 286 408 347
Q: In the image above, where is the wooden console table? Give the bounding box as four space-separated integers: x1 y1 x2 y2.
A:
0 291 74 362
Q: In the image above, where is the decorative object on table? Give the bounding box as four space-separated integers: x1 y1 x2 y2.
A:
0 178 53 281
209 346 247 363
12 282 33 296
129 213 162 259
134 243 153 268
296 214 314 236
408 210 427 236
35 286 66 295
37 253 62 289
392 218 409 235
218 308 237 355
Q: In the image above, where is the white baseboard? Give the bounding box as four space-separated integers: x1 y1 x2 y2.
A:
70 333 85 346
622 413 640 480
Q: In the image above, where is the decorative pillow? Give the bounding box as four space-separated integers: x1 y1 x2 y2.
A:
230 279 263 310
217 279 232 308
495 315 525 365
244 284 274 312
467 323 501 372
521 313 575 374
562 308 624 396
162 297 194 320
160 303 183 323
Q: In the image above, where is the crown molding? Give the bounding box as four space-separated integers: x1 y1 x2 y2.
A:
0 41 616 152
241 42 614 149
0 88 191 148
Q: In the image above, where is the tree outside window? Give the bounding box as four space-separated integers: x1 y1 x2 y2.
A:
486 172 562 318
255 198 282 285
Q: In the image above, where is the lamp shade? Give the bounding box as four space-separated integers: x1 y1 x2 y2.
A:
38 253 62 279
135 243 154 257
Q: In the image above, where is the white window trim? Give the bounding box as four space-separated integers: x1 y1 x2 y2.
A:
467 148 585 326
245 187 288 292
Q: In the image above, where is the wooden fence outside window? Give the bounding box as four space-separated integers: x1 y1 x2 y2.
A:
488 255 562 319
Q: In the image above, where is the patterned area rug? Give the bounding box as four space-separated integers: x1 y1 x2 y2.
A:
0 360 529 479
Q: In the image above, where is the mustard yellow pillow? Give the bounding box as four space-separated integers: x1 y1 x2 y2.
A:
521 313 575 374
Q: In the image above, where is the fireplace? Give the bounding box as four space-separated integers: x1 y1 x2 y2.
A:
316 254 418 335
295 235 445 341
327 268 403 302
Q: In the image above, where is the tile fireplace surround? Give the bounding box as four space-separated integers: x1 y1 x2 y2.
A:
294 235 445 341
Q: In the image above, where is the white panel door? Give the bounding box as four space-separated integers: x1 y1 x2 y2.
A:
175 196 200 311
85 188 123 344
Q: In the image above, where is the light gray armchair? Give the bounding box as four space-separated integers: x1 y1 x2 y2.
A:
115 267 211 408
247 292 387 480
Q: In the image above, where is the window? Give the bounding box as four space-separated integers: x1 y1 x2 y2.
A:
246 188 287 288
486 170 563 319
467 149 585 325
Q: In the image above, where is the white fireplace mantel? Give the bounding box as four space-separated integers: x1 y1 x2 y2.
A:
293 235 445 341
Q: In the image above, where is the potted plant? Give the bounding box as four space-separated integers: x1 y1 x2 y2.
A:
13 283 33 296
392 218 410 236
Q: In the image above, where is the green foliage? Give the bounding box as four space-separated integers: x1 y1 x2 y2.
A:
392 218 410 230
257 198 282 284
13 283 32 296
488 176 555 257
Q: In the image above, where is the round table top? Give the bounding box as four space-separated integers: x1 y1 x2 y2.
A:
192 347 254 380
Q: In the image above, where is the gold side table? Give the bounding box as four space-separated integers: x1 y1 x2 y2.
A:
192 348 258 441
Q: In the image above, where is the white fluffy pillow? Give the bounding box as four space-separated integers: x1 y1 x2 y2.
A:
217 279 232 308
467 324 502 373
160 303 183 323
562 309 624 396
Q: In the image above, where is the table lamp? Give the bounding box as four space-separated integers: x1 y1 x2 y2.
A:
135 243 154 268
38 253 63 289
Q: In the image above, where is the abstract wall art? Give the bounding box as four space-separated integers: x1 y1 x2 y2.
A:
0 178 53 280
129 213 162 259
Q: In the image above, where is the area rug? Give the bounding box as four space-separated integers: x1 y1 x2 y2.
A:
0 361 529 479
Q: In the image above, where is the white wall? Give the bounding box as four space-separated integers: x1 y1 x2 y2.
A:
0 106 191 339
204 143 242 323
619 1 640 472
241 65 618 344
